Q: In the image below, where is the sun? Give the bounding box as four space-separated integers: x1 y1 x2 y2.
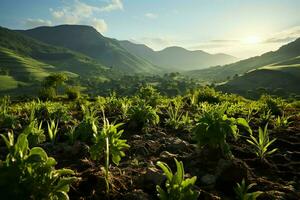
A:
243 36 262 44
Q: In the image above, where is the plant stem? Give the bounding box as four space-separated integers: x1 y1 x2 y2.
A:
105 136 110 196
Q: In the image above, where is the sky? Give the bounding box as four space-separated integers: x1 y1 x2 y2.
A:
0 0 300 58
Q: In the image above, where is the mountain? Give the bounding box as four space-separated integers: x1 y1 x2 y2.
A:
19 25 160 74
120 40 238 71
0 26 109 93
184 38 300 82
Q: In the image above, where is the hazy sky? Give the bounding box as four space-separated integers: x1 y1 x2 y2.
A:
0 0 300 58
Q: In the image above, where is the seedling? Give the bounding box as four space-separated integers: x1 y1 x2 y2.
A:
156 158 199 200
247 124 277 161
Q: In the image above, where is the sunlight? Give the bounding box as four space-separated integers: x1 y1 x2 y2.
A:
243 36 262 44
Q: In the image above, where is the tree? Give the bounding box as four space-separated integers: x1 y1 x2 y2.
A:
43 73 68 95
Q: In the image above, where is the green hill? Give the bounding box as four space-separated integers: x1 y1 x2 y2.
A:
120 40 238 71
19 25 160 74
0 26 109 76
0 26 112 94
184 38 300 82
217 56 300 98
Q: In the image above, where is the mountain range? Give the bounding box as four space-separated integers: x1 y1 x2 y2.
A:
0 24 300 97
119 41 238 71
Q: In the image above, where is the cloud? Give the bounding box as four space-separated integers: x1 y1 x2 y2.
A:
25 18 52 28
50 1 96 24
264 26 300 43
145 13 158 19
48 0 123 33
91 18 108 33
99 0 123 12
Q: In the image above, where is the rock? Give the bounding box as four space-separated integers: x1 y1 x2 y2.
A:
160 151 178 159
137 167 165 192
123 189 152 200
131 140 149 156
146 140 161 154
200 174 216 188
165 137 189 153
215 158 250 195
131 134 142 140
159 151 178 165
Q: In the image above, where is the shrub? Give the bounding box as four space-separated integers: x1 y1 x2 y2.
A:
128 101 159 130
259 95 283 116
66 86 81 100
73 105 98 143
0 132 77 199
137 85 161 107
38 87 56 101
193 107 252 156
197 87 221 104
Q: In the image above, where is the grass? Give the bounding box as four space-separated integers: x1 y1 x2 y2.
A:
0 75 19 91
0 47 50 82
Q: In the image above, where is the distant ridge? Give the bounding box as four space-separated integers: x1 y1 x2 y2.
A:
120 40 238 71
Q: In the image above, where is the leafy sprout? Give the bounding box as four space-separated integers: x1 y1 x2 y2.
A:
247 124 277 161
234 179 262 200
90 112 130 195
156 158 199 200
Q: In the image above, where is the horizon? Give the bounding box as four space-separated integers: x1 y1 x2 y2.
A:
1 0 300 58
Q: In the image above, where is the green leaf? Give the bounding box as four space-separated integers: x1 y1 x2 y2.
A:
29 147 48 161
55 177 77 192
236 118 252 134
14 134 28 158
157 161 173 181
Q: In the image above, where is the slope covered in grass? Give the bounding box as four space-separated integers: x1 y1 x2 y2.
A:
20 25 160 74
184 38 300 82
0 26 108 78
218 59 300 97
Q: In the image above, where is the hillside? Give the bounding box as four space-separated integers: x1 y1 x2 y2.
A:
0 26 113 94
0 26 110 75
184 38 300 82
120 40 238 71
19 25 160 74
217 56 300 97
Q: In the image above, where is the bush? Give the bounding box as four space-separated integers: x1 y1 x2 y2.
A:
38 87 56 101
66 86 81 100
197 87 220 104
0 132 76 199
193 107 251 156
128 101 159 130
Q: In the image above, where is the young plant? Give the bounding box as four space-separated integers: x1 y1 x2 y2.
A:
274 114 292 130
165 102 183 130
0 96 17 128
47 119 59 144
90 114 130 195
74 105 98 142
23 113 46 146
259 110 272 126
0 132 77 199
156 158 199 200
247 124 277 161
234 179 262 200
193 107 252 156
128 101 159 130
